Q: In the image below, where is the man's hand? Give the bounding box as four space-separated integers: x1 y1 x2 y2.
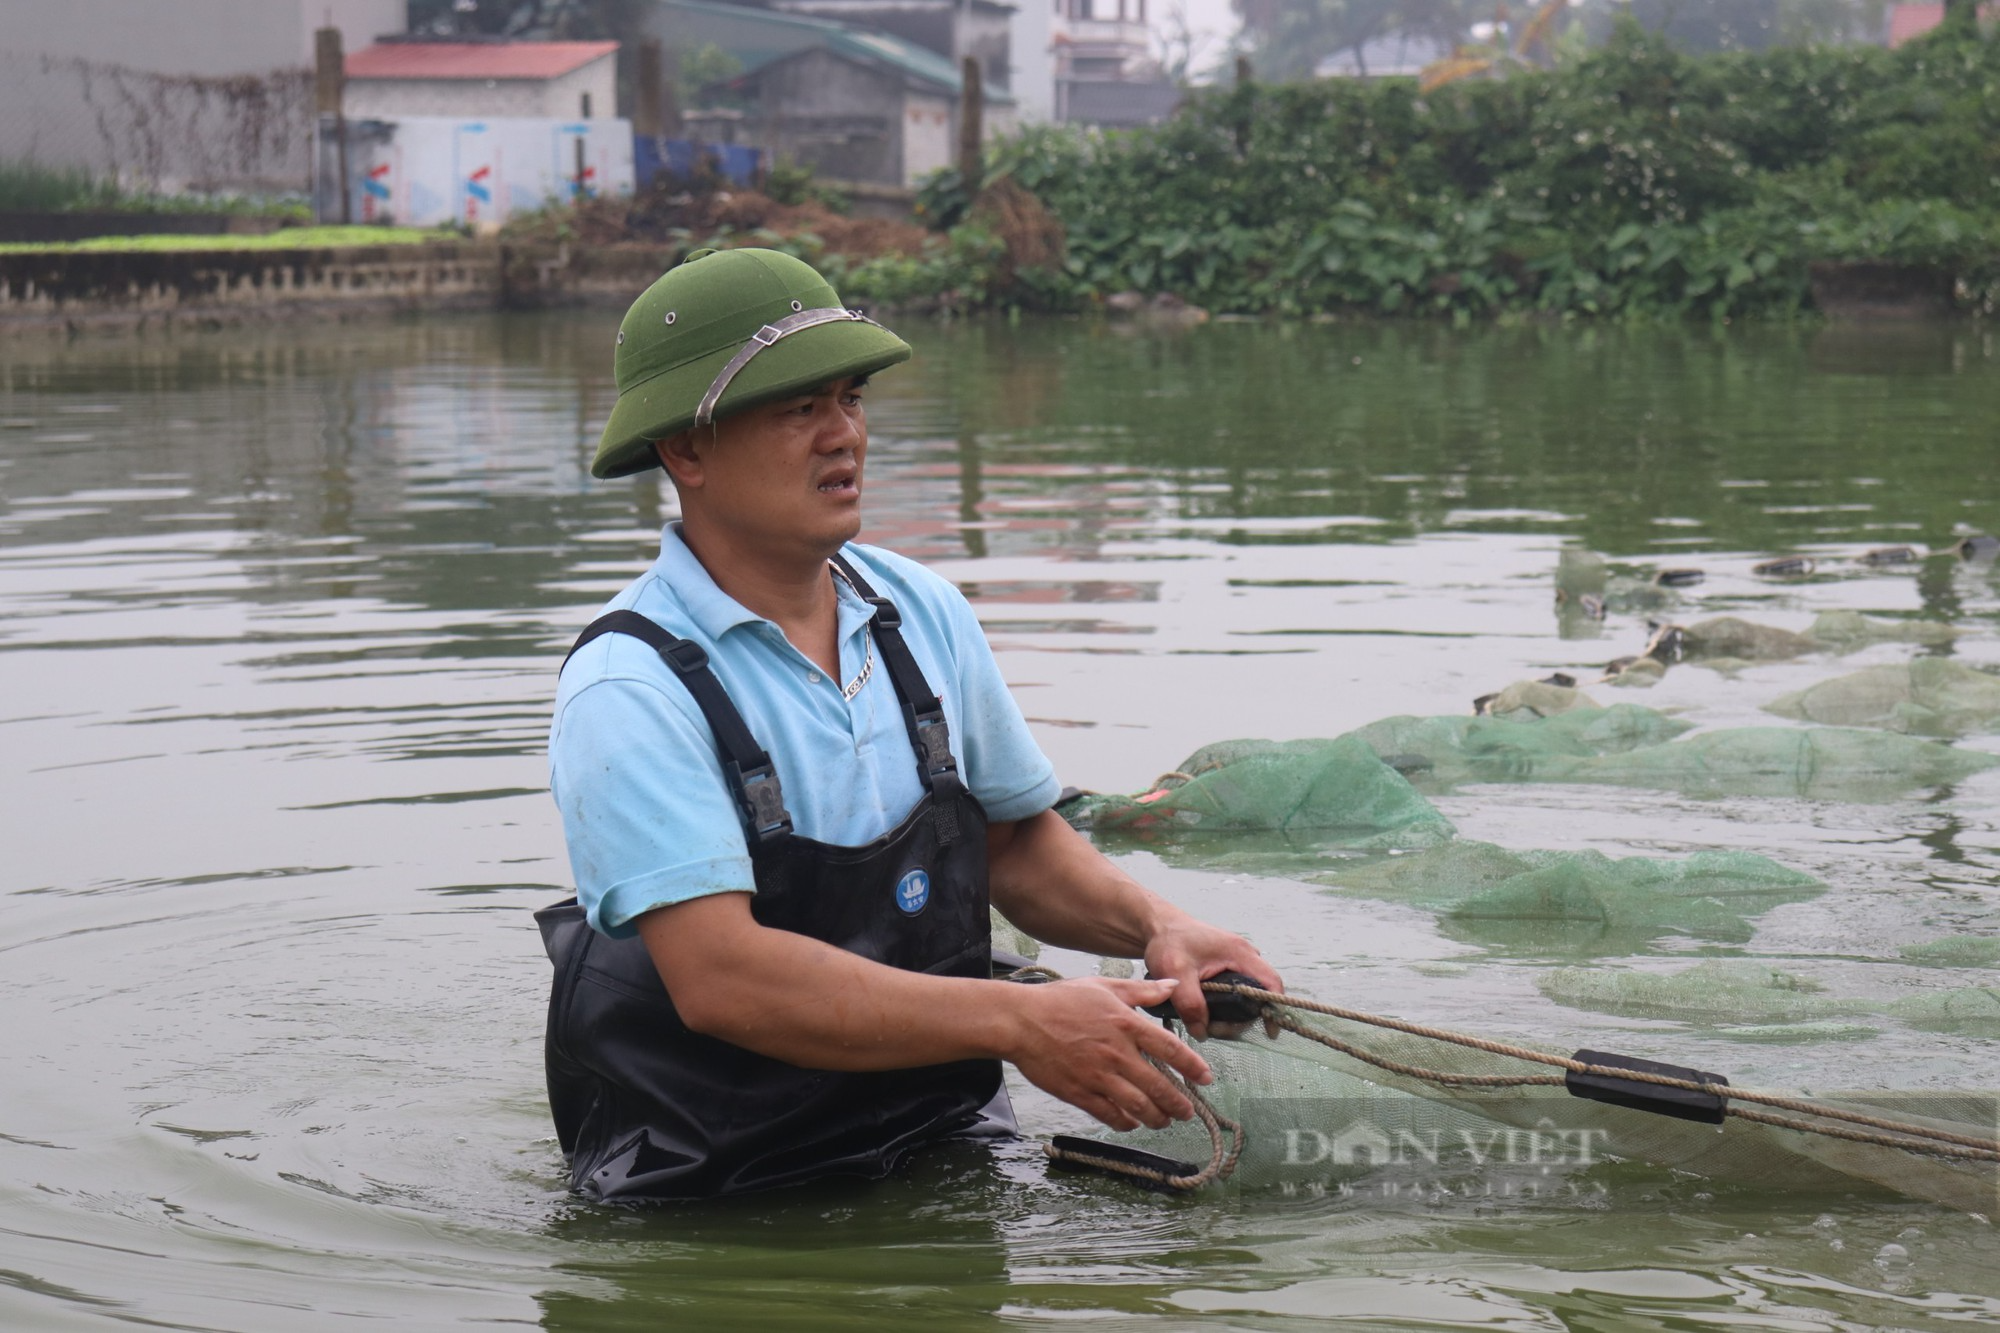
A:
1001 976 1211 1131
1143 916 1283 1041
987 807 1286 1041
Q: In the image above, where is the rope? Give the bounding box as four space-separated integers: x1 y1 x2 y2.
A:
1215 982 2000 1159
1045 977 2000 1192
1270 1012 1566 1089
1042 1059 1244 1190
1728 1107 2000 1164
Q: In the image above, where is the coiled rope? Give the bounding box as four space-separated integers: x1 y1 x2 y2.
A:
1042 1057 1246 1192
1043 978 2000 1192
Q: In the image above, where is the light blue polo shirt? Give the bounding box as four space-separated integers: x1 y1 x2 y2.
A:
549 525 1061 938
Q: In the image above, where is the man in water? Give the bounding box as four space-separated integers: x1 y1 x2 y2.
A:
541 248 1281 1199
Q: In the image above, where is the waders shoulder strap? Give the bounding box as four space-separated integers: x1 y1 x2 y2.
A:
563 611 793 845
830 553 966 843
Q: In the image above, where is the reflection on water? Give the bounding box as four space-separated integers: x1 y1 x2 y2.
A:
2 313 1998 1330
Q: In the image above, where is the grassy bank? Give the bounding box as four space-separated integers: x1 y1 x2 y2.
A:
0 160 312 221
0 226 440 255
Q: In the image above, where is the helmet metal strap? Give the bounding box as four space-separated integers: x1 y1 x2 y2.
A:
693 306 884 428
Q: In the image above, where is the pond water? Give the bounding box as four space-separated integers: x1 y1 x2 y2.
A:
3 312 1998 1330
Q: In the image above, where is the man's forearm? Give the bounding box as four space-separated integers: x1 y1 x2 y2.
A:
635 890 1213 1131
985 808 1183 957
639 897 1016 1070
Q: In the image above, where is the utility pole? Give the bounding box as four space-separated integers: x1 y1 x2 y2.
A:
634 39 664 140
959 56 984 191
314 27 350 224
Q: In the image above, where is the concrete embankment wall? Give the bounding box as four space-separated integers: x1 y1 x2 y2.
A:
0 242 676 334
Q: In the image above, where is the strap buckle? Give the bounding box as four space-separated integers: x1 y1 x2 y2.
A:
914 713 957 780
732 760 793 843
864 595 902 631
751 323 783 347
660 639 710 675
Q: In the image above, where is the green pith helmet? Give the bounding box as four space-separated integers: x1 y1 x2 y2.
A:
592 247 912 479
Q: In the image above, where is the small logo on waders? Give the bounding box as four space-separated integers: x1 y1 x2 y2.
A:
894 868 931 915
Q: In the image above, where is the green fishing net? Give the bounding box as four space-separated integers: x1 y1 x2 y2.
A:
1070 701 1997 815
1347 704 1996 799
1047 634 2000 1209
1561 725 1999 800
1888 987 2000 1035
1478 680 1603 716
1603 657 1668 687
1536 960 1868 1026
1058 733 1456 850
1537 962 2000 1041
1806 610 1962 648
1667 613 1957 663
1555 549 1606 600
990 910 1042 963
1057 711 1993 897
1312 842 1825 953
1766 659 2000 737
1075 1000 2000 1214
1900 936 2000 968
1348 703 1692 786
1553 550 1683 615
1595 612 1958 677
1679 616 1819 661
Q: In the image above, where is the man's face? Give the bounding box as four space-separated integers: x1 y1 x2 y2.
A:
669 376 870 560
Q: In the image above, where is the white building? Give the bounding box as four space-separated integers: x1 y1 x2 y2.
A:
1012 0 1056 121
1051 0 1181 126
342 42 620 123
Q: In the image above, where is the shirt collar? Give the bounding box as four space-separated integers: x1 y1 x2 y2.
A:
652 523 877 645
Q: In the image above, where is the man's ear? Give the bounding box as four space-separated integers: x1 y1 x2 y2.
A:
654 429 704 489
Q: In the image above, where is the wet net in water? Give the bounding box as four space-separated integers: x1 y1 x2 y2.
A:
1046 980 2000 1216
1045 703 2000 1211
1766 659 2000 737
1061 708 1998 817
1315 841 1826 954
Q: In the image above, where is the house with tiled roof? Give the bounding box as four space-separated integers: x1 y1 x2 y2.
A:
646 0 1014 189
1886 2 1997 45
321 40 631 229
342 40 618 121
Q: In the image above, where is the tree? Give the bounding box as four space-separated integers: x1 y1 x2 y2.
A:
1578 0 1890 52
1774 0 1888 47
407 0 647 42
1156 0 1199 83
1237 0 1477 81
1587 0 1783 53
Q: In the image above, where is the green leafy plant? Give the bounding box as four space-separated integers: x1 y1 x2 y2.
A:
0 159 311 220
905 20 1999 320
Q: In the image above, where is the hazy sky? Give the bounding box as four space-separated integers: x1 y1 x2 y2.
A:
1150 0 1243 78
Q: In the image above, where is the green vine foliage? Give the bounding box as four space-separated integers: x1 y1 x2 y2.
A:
924 20 2000 319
